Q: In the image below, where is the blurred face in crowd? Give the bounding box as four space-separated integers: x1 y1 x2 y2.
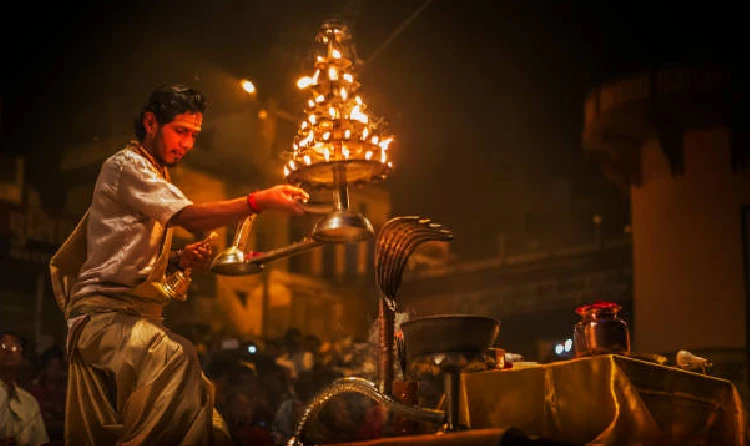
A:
0 334 23 370
45 356 66 383
227 392 254 427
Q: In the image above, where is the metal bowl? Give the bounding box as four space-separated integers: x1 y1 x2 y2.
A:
400 314 500 362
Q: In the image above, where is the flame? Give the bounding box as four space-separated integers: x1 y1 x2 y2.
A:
365 151 373 160
378 137 393 151
343 73 354 82
328 67 338 81
350 105 368 123
332 49 341 58
324 148 330 161
297 76 315 89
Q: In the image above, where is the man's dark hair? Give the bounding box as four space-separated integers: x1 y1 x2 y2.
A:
133 84 207 141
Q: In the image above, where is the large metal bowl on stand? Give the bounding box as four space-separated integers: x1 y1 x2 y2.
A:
401 314 500 432
400 314 500 362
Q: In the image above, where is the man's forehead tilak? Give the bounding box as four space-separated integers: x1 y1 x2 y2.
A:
171 112 203 131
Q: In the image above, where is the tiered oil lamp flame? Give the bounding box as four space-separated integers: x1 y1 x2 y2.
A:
284 20 394 243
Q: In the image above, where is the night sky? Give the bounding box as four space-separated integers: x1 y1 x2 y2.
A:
0 0 741 259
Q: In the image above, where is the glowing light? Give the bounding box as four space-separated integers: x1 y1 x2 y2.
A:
328 67 338 81
284 21 394 183
297 76 315 89
239 79 256 94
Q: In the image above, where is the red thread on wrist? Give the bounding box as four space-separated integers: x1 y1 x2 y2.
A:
247 192 262 214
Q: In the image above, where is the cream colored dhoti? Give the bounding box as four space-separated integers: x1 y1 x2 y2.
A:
65 298 230 446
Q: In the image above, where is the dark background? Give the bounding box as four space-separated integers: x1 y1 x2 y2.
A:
0 0 741 259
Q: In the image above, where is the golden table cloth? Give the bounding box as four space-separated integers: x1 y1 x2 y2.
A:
461 354 746 445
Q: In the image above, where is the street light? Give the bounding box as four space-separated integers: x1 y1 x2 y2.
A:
239 79 256 95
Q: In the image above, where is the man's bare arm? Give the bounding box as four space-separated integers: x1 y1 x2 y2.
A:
168 185 309 234
169 198 248 233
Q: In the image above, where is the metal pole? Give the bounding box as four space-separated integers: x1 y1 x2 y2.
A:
35 270 44 352
262 268 270 338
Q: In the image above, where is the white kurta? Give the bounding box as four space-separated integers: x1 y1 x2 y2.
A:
0 381 50 446
70 145 192 300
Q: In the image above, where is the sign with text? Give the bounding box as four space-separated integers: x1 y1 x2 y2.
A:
0 204 77 265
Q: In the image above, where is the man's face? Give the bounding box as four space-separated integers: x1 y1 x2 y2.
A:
0 334 23 370
146 111 203 167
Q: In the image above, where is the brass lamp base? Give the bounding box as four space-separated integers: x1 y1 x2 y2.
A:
286 160 391 189
312 210 374 243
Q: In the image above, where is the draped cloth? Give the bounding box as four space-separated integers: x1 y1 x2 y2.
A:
49 146 231 446
461 354 746 445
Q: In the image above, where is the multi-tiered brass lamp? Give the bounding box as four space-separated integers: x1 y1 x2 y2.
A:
212 20 393 276
284 20 394 243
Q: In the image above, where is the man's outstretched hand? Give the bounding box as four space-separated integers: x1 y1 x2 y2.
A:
252 185 309 216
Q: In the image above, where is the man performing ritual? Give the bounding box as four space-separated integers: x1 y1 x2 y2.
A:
49 84 309 446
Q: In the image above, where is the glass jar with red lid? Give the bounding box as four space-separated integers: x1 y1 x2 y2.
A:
573 301 630 357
